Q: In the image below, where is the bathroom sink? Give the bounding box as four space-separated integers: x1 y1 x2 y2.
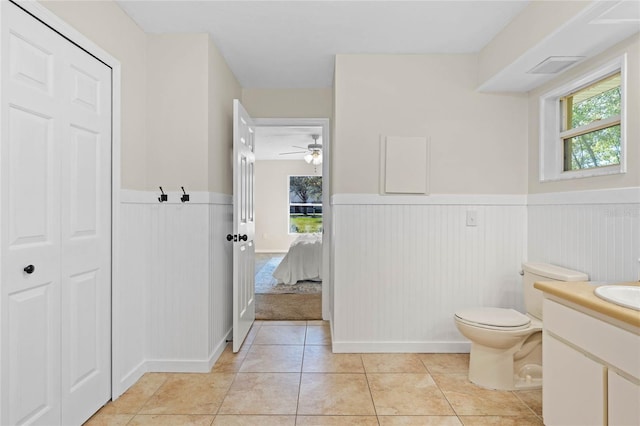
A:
594 285 640 311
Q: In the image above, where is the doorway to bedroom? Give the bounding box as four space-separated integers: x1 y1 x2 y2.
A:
253 123 327 320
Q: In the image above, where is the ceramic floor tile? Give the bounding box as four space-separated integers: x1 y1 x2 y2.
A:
297 373 376 415
99 373 169 414
378 416 463 425
218 373 300 415
261 320 307 326
368 373 454 416
243 325 261 345
83 413 134 426
514 390 542 416
420 353 470 374
253 325 306 345
139 373 235 415
433 374 534 416
305 325 331 345
302 346 364 373
128 414 214 425
212 415 296 425
361 353 428 373
459 416 543 425
296 415 379 425
306 320 329 326
239 344 303 372
211 344 250 373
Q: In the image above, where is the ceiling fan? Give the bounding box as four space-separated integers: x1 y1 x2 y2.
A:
279 134 323 165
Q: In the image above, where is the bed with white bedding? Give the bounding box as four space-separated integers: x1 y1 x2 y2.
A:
273 233 322 285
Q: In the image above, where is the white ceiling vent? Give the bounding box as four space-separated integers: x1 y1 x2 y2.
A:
591 0 640 24
527 56 585 74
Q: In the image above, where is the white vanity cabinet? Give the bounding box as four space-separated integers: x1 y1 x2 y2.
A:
543 333 606 425
542 298 640 426
609 369 640 425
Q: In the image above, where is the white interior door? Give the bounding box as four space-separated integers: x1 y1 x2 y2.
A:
231 99 256 353
0 2 112 424
59 24 112 426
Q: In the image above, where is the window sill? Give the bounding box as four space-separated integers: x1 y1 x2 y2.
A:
540 165 625 183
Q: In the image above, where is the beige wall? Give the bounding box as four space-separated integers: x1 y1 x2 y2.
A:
255 160 321 252
241 88 333 119
41 0 148 190
146 34 209 191
478 0 591 87
528 34 640 194
208 39 242 194
42 1 241 194
333 54 528 195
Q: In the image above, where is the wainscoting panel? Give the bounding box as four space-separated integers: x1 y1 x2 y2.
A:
209 203 234 359
116 202 150 394
147 203 211 363
528 191 640 282
115 191 233 395
331 201 527 352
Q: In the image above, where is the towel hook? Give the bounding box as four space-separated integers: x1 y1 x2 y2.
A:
158 186 168 203
180 186 190 203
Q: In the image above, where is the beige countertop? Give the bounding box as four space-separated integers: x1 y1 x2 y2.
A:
534 281 640 328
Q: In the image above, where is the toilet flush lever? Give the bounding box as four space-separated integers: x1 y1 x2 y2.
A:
519 270 524 276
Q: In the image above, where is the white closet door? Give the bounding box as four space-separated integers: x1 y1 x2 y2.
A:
0 2 112 425
59 30 112 426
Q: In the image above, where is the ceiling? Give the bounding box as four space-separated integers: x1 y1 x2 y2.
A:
116 0 530 88
254 126 323 161
115 1 638 156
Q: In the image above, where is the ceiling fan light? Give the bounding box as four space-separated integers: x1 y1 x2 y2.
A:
312 154 322 165
304 153 313 163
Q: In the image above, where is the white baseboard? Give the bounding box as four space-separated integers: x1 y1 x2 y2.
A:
331 341 471 353
114 360 147 400
145 359 213 373
208 328 233 370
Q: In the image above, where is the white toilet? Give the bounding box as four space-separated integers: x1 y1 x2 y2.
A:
454 262 588 390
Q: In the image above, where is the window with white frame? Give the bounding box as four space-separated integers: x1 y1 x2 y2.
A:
539 55 626 182
288 175 322 234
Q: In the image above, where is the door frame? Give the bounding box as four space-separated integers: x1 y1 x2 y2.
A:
9 0 123 399
253 118 331 321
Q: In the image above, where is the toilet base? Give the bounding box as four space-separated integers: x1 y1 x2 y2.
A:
468 343 542 391
513 363 542 390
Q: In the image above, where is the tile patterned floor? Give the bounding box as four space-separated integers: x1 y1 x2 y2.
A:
85 321 543 426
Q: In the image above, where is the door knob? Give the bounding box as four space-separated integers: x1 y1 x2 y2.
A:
226 234 248 242
23 265 35 274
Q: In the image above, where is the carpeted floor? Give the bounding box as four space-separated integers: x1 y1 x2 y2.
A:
255 253 322 320
255 293 321 320
255 254 322 295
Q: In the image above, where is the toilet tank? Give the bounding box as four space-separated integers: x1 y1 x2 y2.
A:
522 262 588 320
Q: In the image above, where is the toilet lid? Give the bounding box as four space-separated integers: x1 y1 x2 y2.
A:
455 307 531 329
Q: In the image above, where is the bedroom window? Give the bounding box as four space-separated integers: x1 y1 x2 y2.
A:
539 55 626 182
289 175 322 234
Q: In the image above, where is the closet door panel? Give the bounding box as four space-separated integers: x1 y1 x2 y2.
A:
60 40 112 426
1 3 63 425
1 2 112 425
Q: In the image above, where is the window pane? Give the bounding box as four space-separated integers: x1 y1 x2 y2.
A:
566 73 621 130
289 176 322 234
563 125 621 171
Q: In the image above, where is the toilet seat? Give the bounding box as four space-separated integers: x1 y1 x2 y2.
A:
455 307 531 330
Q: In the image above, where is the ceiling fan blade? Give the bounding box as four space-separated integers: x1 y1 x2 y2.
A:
292 145 308 150
279 151 307 155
